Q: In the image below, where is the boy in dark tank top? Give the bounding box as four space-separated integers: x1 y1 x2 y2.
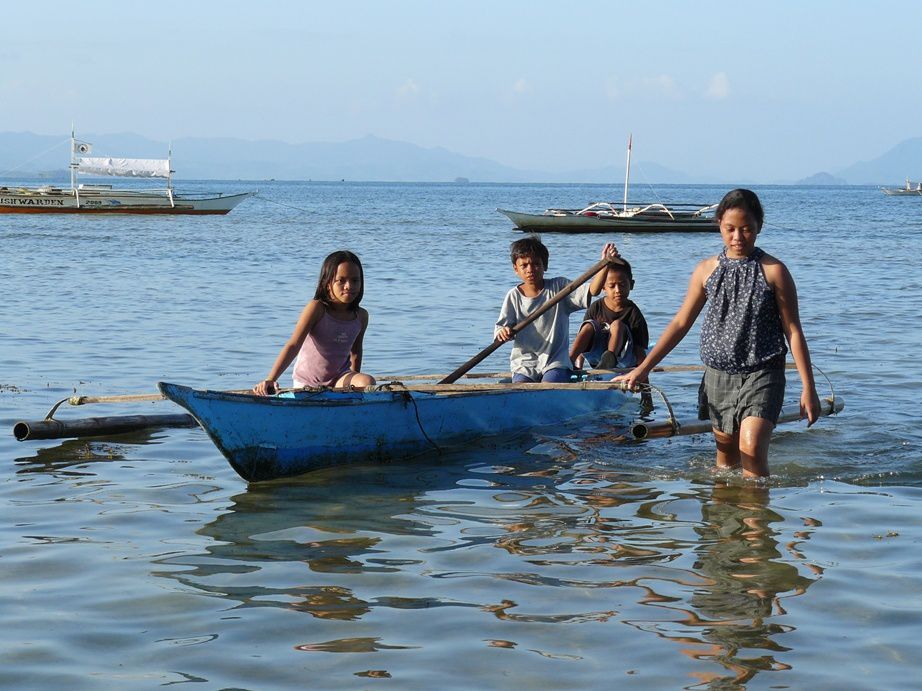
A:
569 258 648 372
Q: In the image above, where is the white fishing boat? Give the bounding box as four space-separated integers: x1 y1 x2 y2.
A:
497 202 718 233
881 178 922 196
0 131 253 214
497 135 717 233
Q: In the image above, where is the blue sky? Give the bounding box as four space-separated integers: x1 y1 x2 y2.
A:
2 1 920 181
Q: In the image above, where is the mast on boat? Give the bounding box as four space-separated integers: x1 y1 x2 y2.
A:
69 125 91 207
70 126 95 207
622 134 632 213
70 125 77 195
167 141 175 207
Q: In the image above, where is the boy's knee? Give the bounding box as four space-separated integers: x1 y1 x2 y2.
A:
582 319 604 335
576 322 594 338
541 367 572 383
608 320 628 338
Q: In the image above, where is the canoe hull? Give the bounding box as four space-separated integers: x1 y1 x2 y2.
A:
159 382 631 482
497 208 716 233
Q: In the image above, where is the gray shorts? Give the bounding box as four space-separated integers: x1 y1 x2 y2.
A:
697 366 786 435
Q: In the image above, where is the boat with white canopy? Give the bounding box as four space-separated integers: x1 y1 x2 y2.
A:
0 131 252 214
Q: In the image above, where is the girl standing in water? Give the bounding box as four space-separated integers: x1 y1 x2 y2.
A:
616 189 820 477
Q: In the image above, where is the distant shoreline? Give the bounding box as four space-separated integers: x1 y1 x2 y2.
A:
0 174 878 187
1 130 915 186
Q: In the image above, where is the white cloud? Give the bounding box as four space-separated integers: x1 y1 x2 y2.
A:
396 79 420 98
705 72 730 100
605 77 619 101
649 74 679 98
512 78 529 95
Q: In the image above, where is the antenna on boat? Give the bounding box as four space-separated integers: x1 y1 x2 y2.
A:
70 123 76 193
622 133 632 213
167 140 175 207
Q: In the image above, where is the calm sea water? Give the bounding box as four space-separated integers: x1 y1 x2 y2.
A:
2 180 921 689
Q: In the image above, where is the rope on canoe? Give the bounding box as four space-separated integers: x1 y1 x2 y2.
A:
573 368 676 429
43 398 69 421
376 382 442 454
635 381 679 436
812 363 837 412
406 392 441 454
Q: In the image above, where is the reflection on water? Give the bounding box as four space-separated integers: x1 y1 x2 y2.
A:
633 482 820 687
159 461 476 633
4 182 920 686
13 435 142 476
154 452 821 684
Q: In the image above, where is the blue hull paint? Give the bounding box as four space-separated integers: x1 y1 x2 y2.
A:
158 382 631 482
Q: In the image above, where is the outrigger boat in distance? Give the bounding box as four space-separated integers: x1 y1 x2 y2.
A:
158 379 633 482
0 131 253 214
881 178 922 196
497 202 718 233
497 134 717 233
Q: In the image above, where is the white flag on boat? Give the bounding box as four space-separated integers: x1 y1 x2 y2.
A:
77 157 171 178
73 140 92 155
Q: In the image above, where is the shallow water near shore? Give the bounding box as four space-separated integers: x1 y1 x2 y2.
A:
2 180 921 688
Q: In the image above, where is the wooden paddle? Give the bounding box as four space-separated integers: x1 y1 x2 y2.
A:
438 256 621 385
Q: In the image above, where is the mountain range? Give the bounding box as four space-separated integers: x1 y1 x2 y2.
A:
0 130 917 185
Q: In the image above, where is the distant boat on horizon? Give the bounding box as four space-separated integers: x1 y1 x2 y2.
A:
496 135 717 233
0 130 252 215
881 178 922 196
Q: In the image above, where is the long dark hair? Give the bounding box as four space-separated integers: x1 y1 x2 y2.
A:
313 250 364 309
715 188 764 230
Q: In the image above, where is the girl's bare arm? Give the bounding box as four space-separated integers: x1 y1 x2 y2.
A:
254 300 325 394
766 259 821 424
350 308 369 372
615 257 714 389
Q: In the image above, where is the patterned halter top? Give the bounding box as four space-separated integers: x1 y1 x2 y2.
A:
699 247 787 374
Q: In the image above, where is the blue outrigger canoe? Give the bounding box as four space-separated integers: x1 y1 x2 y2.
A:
158 381 632 482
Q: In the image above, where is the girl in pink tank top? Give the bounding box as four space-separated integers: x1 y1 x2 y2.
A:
253 251 376 394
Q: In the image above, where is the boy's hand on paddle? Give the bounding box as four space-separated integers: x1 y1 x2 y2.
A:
495 326 514 343
602 243 620 261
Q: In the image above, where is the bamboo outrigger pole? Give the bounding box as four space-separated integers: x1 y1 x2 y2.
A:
386 363 798 382
628 396 844 441
13 413 198 442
